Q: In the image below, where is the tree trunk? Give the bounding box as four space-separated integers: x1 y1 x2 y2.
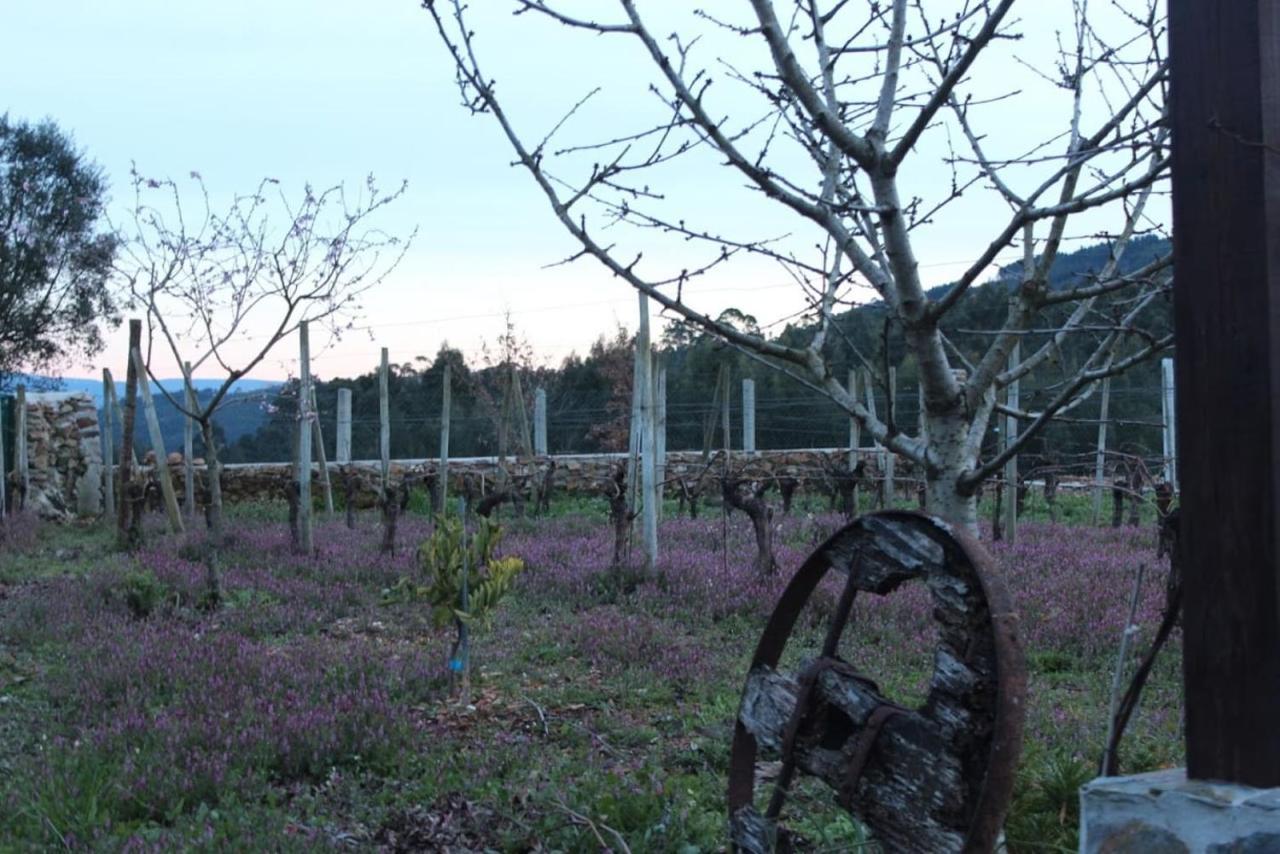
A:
200 419 224 541
919 409 982 535
605 464 631 568
1112 478 1127 528
778 477 798 515
722 477 777 575
343 466 357 529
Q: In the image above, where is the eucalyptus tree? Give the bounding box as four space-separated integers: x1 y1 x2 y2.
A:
424 0 1171 530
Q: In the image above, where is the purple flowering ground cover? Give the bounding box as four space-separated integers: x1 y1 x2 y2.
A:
0 499 1182 851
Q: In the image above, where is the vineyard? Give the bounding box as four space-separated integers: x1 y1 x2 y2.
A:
0 488 1179 851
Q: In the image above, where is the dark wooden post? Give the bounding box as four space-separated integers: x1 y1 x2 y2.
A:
1169 0 1280 786
116 320 141 547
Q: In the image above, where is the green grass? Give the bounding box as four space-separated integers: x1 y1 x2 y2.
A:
0 508 1180 851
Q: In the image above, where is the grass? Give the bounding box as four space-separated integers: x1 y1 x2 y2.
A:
0 497 1181 851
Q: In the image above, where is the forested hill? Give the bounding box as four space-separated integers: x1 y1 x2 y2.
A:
220 235 1172 468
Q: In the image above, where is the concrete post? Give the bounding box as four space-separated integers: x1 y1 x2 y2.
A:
336 388 352 465
534 387 547 456
297 322 314 553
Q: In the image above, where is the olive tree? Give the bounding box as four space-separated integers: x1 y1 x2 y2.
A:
423 0 1170 530
0 114 119 381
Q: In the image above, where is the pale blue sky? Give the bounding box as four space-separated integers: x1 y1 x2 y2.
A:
2 1 1164 381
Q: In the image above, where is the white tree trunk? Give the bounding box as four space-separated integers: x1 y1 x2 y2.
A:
923 411 980 534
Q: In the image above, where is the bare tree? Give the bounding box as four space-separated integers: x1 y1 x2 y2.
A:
424 0 1170 530
120 169 412 595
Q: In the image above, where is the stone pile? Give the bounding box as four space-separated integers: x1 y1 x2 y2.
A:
19 393 103 520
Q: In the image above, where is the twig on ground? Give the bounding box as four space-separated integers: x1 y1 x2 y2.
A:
522 694 549 737
552 797 632 853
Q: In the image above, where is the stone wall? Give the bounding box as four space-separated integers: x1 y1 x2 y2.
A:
211 448 902 508
16 393 103 520
10 405 919 520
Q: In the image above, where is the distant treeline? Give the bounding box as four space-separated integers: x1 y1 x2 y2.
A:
179 236 1172 471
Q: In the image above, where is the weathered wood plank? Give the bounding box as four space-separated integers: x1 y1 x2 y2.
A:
1168 0 1280 786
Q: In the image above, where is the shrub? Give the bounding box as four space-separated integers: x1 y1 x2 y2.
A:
105 569 169 619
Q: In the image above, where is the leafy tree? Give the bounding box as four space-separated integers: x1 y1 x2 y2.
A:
0 115 119 381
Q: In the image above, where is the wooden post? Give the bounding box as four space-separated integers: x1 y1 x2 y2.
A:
884 367 896 506
130 348 184 534
742 378 756 455
182 362 196 521
1092 377 1111 525
511 367 533 458
116 320 141 542
533 387 547 456
637 293 657 573
862 368 881 506
918 380 928 508
702 366 726 460
848 368 860 512
719 362 731 575
627 340 643 515
103 374 137 471
437 363 452 513
496 374 511 491
310 386 333 517
0 389 6 519
1003 343 1020 544
654 361 667 522
14 385 27 509
1161 357 1177 489
1169 0 1280 786
378 347 390 496
721 364 731 456
847 369 861 469
335 388 352 464
297 322 313 552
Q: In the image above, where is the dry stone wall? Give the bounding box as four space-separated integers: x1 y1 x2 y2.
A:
16 393 103 520
9 400 915 520
214 449 900 508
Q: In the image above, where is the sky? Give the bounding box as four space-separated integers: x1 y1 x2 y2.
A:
1 1 1166 383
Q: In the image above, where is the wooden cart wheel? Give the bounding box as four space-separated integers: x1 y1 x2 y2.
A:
727 511 1027 854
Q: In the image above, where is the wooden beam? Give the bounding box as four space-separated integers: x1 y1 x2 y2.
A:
379 347 390 496
1092 377 1111 525
437 363 452 513
311 386 333 518
654 361 667 522
182 362 196 521
116 320 140 544
0 384 6 517
1169 0 1280 786
14 384 26 510
131 347 184 534
1003 343 1020 544
637 293 657 573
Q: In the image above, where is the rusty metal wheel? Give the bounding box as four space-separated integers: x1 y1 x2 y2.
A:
728 511 1027 853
